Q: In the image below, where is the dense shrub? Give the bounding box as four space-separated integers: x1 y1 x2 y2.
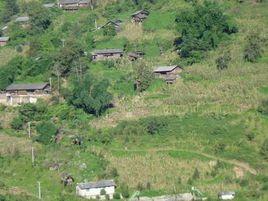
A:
216 53 231 70
258 100 268 115
134 61 154 92
35 121 58 144
121 183 130 198
113 192 121 200
10 116 24 130
175 1 237 63
244 33 264 62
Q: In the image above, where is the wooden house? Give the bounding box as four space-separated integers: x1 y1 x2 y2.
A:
76 180 116 200
99 20 123 33
59 0 79 10
0 37 9 47
59 0 89 10
131 10 149 23
91 49 123 61
4 83 51 105
153 65 182 84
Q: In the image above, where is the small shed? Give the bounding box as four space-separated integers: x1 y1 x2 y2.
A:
15 16 30 23
131 10 149 23
91 49 124 61
128 51 145 61
218 192 235 200
76 180 116 200
0 37 9 47
153 65 182 83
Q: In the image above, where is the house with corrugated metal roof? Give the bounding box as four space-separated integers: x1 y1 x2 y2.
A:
76 180 116 200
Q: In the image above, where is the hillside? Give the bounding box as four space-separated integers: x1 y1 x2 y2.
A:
0 0 268 201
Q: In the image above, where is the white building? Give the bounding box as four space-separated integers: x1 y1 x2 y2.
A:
76 180 116 200
218 192 235 200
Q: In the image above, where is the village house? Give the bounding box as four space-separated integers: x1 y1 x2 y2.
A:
128 51 145 61
131 10 150 23
76 180 116 200
91 49 124 61
0 83 51 106
153 65 183 84
0 37 9 47
218 192 235 200
59 0 90 10
99 20 123 33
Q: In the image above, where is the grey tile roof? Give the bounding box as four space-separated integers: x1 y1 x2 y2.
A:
154 65 181 73
6 83 49 91
0 37 9 42
43 3 55 8
132 10 149 17
77 180 116 190
15 16 29 22
79 0 90 3
92 49 123 55
60 0 79 4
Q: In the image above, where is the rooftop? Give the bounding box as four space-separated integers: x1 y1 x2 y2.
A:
77 180 116 190
92 49 123 55
15 16 29 22
154 65 181 73
43 3 55 8
0 37 9 42
60 0 79 4
6 83 50 91
218 191 235 196
132 10 149 17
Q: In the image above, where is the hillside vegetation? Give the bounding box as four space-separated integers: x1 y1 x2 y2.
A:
0 0 268 201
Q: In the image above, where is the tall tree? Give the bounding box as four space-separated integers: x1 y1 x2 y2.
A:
67 74 113 116
1 0 19 23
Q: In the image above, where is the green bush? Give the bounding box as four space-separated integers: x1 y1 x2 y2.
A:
113 192 121 200
216 53 231 70
244 33 264 62
10 116 24 130
35 121 58 144
258 100 268 115
121 183 130 198
260 139 268 159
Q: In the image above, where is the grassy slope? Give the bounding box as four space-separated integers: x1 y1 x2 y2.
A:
0 0 267 200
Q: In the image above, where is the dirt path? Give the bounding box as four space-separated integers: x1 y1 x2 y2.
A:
107 147 258 175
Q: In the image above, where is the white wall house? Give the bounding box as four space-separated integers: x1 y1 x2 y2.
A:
218 192 235 200
76 180 116 200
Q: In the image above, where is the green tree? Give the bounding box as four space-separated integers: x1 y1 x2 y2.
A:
103 24 116 37
35 121 58 144
67 74 113 116
23 1 52 33
134 61 154 92
174 1 237 63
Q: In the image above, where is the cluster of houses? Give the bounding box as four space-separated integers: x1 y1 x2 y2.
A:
74 179 235 200
91 48 183 84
